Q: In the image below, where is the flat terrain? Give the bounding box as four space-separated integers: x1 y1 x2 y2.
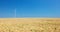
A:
0 18 60 32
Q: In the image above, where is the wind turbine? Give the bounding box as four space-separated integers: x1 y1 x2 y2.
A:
15 8 16 18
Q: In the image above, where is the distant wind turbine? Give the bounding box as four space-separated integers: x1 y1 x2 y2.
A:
15 8 16 18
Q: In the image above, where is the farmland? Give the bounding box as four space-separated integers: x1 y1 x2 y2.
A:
0 18 60 32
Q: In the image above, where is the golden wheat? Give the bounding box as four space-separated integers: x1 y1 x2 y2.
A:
0 18 60 32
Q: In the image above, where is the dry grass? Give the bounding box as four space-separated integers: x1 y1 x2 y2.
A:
0 18 60 32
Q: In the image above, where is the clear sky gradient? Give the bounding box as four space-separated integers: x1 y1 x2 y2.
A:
0 0 60 18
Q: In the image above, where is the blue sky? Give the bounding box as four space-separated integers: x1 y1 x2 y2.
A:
0 0 60 18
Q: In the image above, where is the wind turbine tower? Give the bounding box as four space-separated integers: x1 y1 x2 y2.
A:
15 8 16 18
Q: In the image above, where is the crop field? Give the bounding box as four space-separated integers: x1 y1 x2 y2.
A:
0 18 60 32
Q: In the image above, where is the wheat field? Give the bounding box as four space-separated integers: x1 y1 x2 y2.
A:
0 18 60 32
